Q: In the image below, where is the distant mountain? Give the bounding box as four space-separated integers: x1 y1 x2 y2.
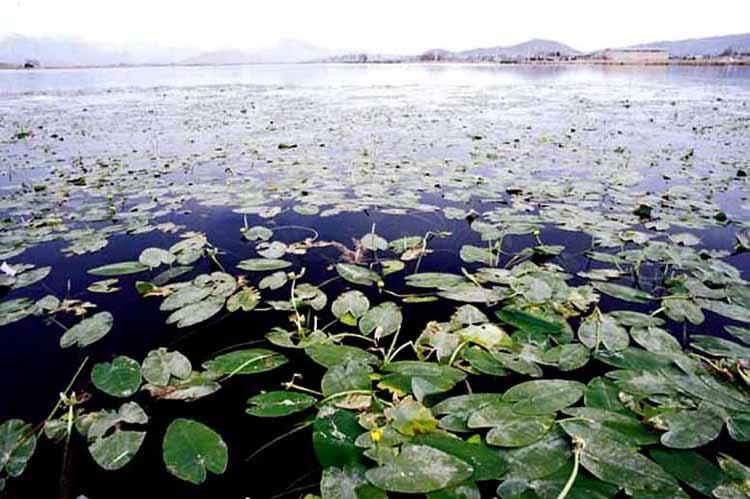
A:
318 39 582 63
0 35 333 67
181 40 336 65
0 34 198 66
458 39 580 59
627 33 750 57
2 32 749 67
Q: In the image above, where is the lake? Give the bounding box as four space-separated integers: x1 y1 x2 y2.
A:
1 63 749 499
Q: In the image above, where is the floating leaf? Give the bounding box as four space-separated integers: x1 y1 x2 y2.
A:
141 348 192 387
650 449 726 497
203 349 287 376
226 287 260 312
331 290 370 325
60 311 114 348
365 445 473 493
139 247 176 268
411 434 508 481
91 356 142 397
88 261 149 276
246 391 317 417
359 302 402 339
259 271 287 290
578 313 629 351
89 431 146 471
336 263 381 286
162 419 228 484
467 401 555 447
0 420 36 478
592 282 653 304
166 297 224 328
503 379 585 415
236 258 292 272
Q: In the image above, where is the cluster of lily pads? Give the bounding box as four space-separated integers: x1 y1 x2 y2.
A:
2 212 750 498
1 75 750 497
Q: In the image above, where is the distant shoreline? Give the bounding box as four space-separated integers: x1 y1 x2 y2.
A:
1 59 749 71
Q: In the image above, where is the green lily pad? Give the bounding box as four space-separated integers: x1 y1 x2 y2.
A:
141 348 192 386
89 430 146 471
650 449 726 497
365 444 473 493
592 282 653 304
139 247 176 268
411 434 509 481
226 287 260 312
578 313 629 351
60 311 114 348
88 261 149 276
467 401 555 447
0 420 36 478
202 348 287 376
305 344 379 368
359 302 402 339
91 356 142 397
503 379 585 415
313 408 364 468
236 258 292 272
336 263 381 286
245 391 318 417
166 297 224 328
331 290 370 325
162 419 228 484
385 398 437 436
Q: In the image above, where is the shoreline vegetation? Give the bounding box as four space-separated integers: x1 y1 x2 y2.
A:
1 59 749 71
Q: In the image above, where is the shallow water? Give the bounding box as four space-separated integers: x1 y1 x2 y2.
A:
1 63 749 498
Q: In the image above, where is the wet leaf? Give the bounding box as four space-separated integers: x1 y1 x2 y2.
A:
203 348 287 376
592 282 653 304
359 302 402 339
503 379 585 415
91 356 142 397
162 419 228 484
88 261 149 276
0 420 36 477
236 258 292 272
60 311 114 348
245 391 317 417
89 431 146 471
336 263 381 286
364 444 473 493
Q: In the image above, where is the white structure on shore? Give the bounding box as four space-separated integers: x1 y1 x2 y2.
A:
595 48 670 64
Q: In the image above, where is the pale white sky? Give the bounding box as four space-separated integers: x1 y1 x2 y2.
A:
1 0 748 53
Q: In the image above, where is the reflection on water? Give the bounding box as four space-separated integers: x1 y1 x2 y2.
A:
2 63 750 94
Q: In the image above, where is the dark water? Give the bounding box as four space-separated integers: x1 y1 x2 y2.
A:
1 63 749 498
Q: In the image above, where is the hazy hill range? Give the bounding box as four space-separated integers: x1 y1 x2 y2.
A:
0 35 332 66
0 34 197 66
180 40 337 65
457 39 580 59
1 32 749 67
627 33 750 57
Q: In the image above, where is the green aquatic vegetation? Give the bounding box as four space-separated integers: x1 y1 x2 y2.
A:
1 77 750 498
162 418 228 484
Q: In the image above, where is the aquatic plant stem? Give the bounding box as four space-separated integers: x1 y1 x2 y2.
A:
556 437 584 499
245 421 313 462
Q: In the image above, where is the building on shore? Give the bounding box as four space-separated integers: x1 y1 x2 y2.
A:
590 48 670 64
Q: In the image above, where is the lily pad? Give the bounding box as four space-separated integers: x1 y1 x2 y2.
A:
365 444 473 493
91 356 142 397
203 348 287 376
245 391 318 417
162 419 228 484
88 261 149 276
60 311 114 348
